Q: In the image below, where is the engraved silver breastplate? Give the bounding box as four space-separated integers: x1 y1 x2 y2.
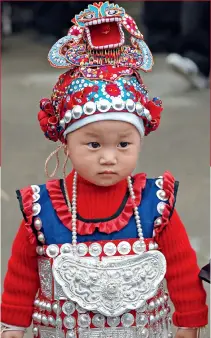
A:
52 250 166 317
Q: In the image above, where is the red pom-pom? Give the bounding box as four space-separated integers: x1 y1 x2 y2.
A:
38 110 48 133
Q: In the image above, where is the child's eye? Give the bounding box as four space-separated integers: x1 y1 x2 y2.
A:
87 142 101 149
117 142 130 148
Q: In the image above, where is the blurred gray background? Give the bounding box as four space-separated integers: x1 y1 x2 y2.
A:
1 1 210 336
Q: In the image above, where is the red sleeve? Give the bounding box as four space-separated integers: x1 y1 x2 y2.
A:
157 209 208 327
1 220 40 327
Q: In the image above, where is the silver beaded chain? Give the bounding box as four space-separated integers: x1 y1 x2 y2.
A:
63 171 146 252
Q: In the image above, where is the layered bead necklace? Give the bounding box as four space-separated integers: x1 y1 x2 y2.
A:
63 171 146 253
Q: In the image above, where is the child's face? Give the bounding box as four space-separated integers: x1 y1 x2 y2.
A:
66 120 142 186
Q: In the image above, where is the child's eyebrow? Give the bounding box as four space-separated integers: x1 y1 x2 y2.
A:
84 132 100 137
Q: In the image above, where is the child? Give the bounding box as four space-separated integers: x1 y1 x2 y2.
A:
1 2 208 338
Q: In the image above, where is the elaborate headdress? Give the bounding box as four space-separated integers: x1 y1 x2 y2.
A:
38 1 163 143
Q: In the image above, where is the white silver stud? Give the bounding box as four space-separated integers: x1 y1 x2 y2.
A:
155 178 163 189
78 314 91 328
41 315 49 326
60 118 66 128
154 217 162 227
148 242 155 250
89 243 102 256
126 99 135 112
33 193 40 202
103 242 117 256
45 303 52 312
52 302 62 314
83 101 96 115
60 243 73 254
72 105 83 119
64 110 72 123
117 241 131 255
107 316 120 327
48 315 56 326
37 232 45 244
32 327 39 337
31 185 40 194
132 240 146 254
136 102 144 116
77 243 88 256
34 217 42 231
156 189 168 201
34 299 40 307
112 98 125 111
121 313 134 327
136 313 148 326
32 312 39 321
32 203 41 216
36 246 44 255
148 301 155 310
97 99 111 112
92 314 105 328
63 316 76 329
157 202 166 215
46 244 60 258
143 108 152 121
62 301 76 315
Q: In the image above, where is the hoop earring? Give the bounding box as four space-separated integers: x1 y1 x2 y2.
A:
45 144 66 178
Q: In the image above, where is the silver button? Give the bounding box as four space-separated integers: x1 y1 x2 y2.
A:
132 240 146 254
121 313 134 327
78 314 91 328
117 241 131 255
89 243 102 257
103 242 117 256
36 246 44 256
136 313 148 326
148 242 155 250
72 106 82 119
62 301 76 315
157 202 166 215
34 217 42 231
61 243 73 254
31 185 40 194
154 217 162 228
32 203 41 216
155 178 163 189
33 193 40 203
107 316 120 327
156 189 168 201
77 243 88 256
92 314 105 328
63 316 76 329
97 99 111 112
83 101 96 115
46 244 60 258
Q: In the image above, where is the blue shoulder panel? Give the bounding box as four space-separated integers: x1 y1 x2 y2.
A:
34 178 176 245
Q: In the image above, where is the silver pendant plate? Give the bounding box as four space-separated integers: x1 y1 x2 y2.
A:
52 251 166 317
